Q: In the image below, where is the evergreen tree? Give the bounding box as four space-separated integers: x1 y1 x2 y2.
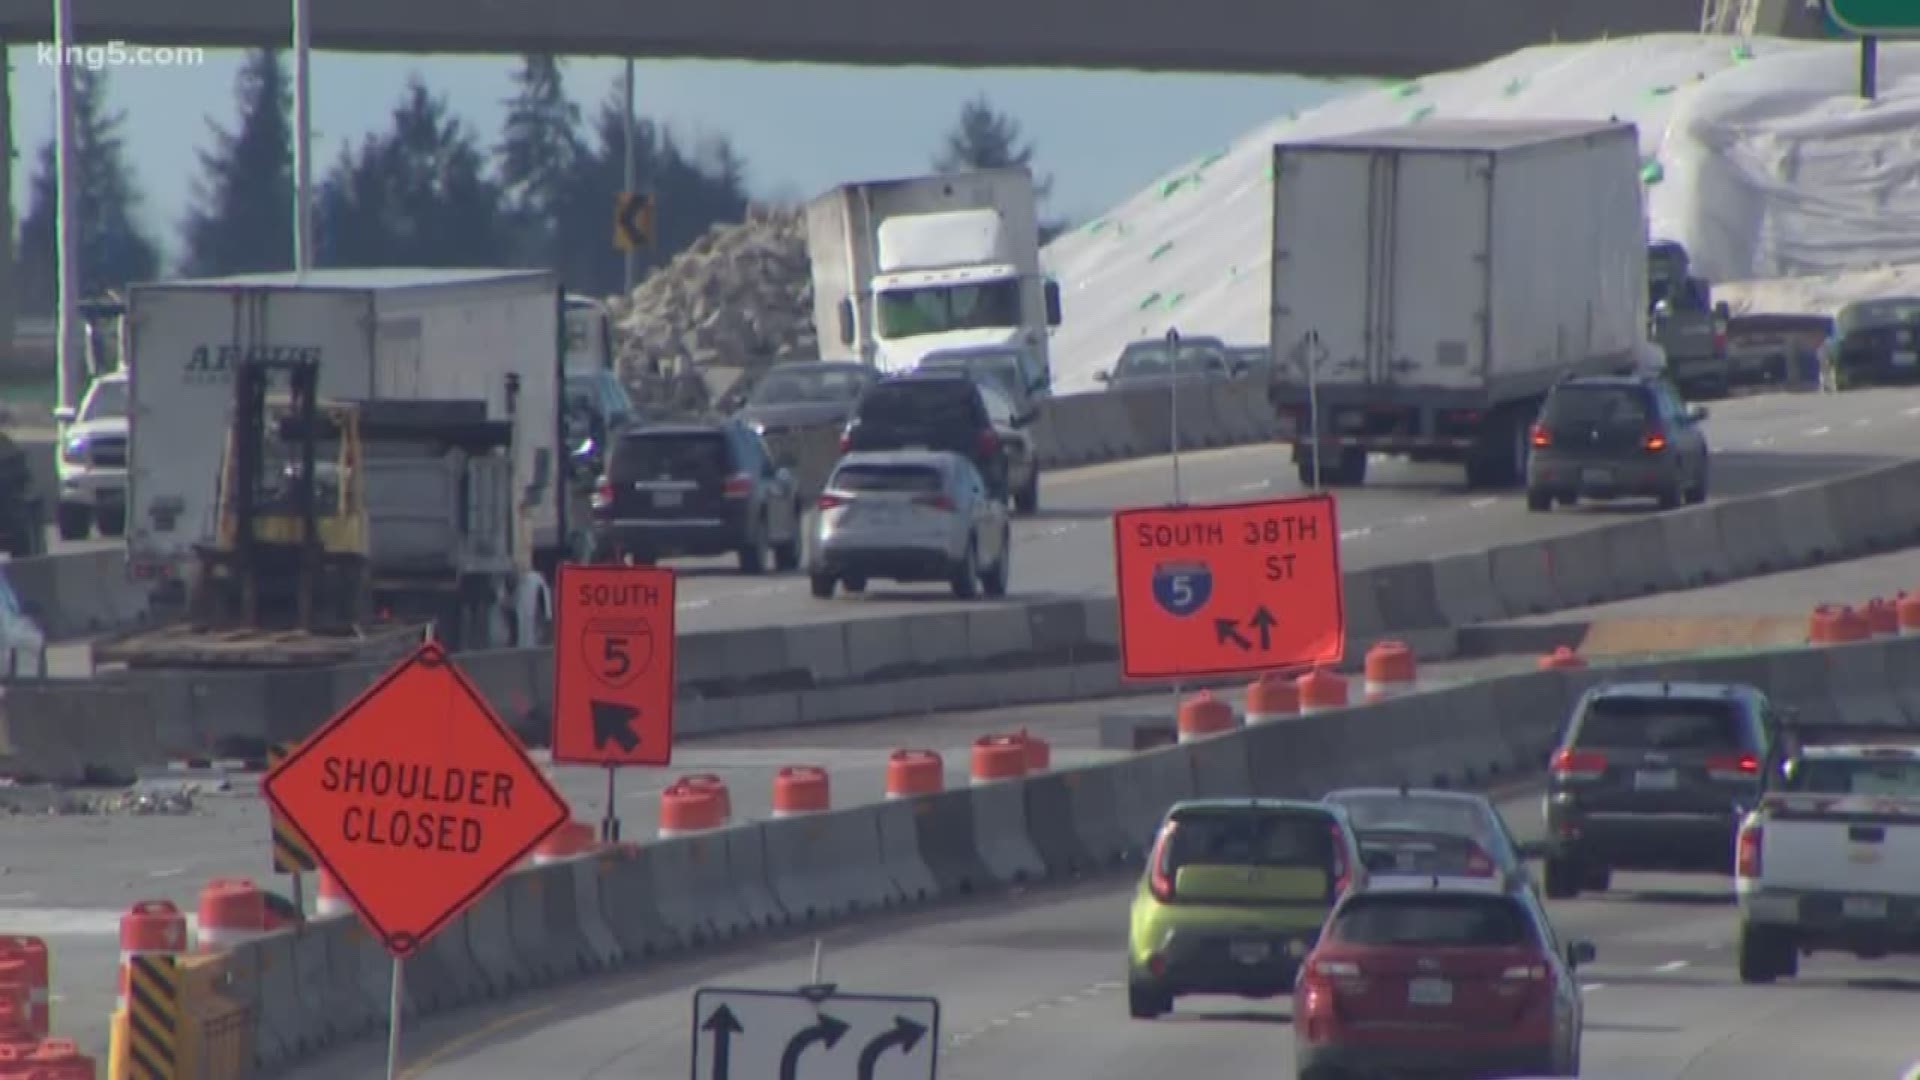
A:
551 90 748 297
180 48 294 276
314 76 510 267
17 68 161 313
932 95 1066 242
496 55 583 267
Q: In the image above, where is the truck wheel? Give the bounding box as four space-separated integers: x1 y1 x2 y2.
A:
772 505 802 571
809 573 835 599
56 503 91 542
96 505 126 537
1543 856 1583 900
1526 489 1552 512
1335 448 1368 486
1738 924 1793 984
1014 469 1039 514
736 519 770 575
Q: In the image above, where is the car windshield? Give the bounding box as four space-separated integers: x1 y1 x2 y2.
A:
858 380 978 426
1356 829 1489 876
1332 893 1532 948
1787 757 1920 798
874 280 1021 338
80 380 128 422
829 462 944 495
1542 385 1651 429
1114 341 1227 378
751 366 868 406
1575 697 1746 752
612 431 730 482
1162 810 1333 871
1332 795 1494 848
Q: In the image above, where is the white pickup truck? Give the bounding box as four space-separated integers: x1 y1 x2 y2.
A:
1734 743 1920 983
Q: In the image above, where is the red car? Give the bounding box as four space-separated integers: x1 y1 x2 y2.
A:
1293 876 1593 1079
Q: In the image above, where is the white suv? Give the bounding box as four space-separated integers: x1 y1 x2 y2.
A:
51 371 129 541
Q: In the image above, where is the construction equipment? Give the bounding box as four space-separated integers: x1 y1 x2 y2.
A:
99 356 521 669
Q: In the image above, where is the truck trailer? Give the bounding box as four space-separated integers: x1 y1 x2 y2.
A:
1267 119 1649 489
124 268 573 607
806 168 1063 377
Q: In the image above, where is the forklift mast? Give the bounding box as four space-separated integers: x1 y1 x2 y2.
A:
223 355 324 629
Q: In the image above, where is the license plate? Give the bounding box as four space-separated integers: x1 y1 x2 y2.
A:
1844 896 1887 920
1581 468 1614 486
1407 977 1453 1006
1229 940 1271 964
652 491 683 508
1634 769 1677 791
1894 351 1917 367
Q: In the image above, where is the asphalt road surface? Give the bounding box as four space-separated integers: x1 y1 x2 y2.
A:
281 789 1920 1080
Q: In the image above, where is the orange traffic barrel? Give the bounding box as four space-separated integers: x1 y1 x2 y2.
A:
1015 730 1051 771
1297 668 1349 712
1865 597 1899 636
317 868 352 917
658 780 728 838
885 750 944 798
771 766 831 817
1538 646 1586 671
533 821 597 864
1363 641 1416 700
196 878 269 952
1245 673 1299 724
0 939 46 1037
970 735 1029 785
675 774 733 822
1176 692 1237 743
115 900 186 1010
1900 591 1920 635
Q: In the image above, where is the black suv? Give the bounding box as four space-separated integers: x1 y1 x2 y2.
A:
1525 373 1711 512
841 372 1017 501
590 418 802 573
1542 681 1782 898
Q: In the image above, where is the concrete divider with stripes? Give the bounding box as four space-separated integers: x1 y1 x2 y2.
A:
10 453 1920 787
138 630 1920 1077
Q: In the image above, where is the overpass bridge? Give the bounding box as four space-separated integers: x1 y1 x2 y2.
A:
0 0 1824 76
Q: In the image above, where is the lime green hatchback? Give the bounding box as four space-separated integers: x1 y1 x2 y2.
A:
1128 798 1364 1019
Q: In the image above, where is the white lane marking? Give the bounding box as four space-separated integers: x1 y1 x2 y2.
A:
0 892 35 903
1653 959 1689 973
1904 405 1920 417
1854 417 1873 428
0 907 168 935
1340 527 1372 541
1580 982 1605 993
1402 515 1428 526
147 867 185 879
1233 480 1268 492
1803 425 1832 437
1467 497 1497 509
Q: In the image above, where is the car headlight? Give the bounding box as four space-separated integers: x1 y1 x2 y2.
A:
62 436 89 464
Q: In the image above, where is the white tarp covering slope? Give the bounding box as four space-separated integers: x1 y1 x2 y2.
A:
1041 33 1920 394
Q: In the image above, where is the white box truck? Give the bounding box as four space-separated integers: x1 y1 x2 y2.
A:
806 168 1063 377
1267 119 1648 489
125 268 573 600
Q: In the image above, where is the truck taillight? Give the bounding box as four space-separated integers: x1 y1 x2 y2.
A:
722 474 752 498
1707 752 1759 780
1551 748 1607 781
591 476 613 510
1529 424 1551 449
1737 823 1763 878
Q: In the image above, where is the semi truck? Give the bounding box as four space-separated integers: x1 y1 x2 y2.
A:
1267 119 1649 489
805 168 1063 378
123 269 576 613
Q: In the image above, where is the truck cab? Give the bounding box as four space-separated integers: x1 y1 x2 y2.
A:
51 370 130 541
1648 240 1731 399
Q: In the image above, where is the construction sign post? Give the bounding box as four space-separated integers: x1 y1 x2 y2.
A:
262 640 570 1079
552 563 677 842
1113 493 1345 680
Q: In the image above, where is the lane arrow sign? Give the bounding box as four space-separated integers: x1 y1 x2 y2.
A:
591 699 641 752
856 1015 928 1080
701 1004 743 1080
1213 617 1252 652
1248 605 1278 651
778 1014 850 1080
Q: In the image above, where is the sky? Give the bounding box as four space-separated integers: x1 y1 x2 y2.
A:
4 48 1353 269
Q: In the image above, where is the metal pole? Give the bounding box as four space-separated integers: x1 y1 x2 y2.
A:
621 58 637 294
52 0 82 414
291 873 306 921
1305 331 1323 491
601 764 620 843
1166 327 1183 505
0 43 16 381
292 0 313 270
1860 37 1878 101
385 957 405 1079
809 939 824 984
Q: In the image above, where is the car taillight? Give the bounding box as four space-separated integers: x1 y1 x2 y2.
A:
1529 423 1551 449
977 428 999 457
1644 431 1669 452
1737 822 1763 878
1501 961 1550 981
722 474 752 498
1147 824 1175 902
591 475 613 510
1551 748 1607 781
1308 958 1361 979
1330 824 1351 895
1707 752 1759 780
816 493 846 511
1465 847 1496 877
914 494 955 511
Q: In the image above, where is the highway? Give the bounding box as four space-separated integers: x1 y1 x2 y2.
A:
277 789 1920 1080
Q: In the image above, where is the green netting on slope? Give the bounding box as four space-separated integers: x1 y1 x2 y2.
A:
1732 42 1755 61
1149 241 1174 262
1504 77 1529 96
1641 158 1664 185
1138 291 1163 311
1647 84 1676 97
1409 104 1436 123
1168 291 1186 309
1393 81 1423 98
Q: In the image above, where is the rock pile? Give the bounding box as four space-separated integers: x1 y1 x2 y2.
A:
611 205 817 381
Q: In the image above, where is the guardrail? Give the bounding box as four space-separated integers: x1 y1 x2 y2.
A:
4 452 1919 784
120 628 1920 1077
